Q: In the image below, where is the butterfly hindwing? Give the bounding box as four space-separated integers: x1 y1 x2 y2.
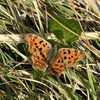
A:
50 54 66 76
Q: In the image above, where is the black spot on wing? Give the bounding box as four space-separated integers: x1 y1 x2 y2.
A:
40 52 45 58
68 61 71 64
39 40 44 44
74 50 78 56
63 52 66 54
58 60 60 63
68 57 71 59
54 64 58 66
39 48 42 51
63 49 65 51
36 56 39 59
60 65 64 68
34 48 36 52
68 50 71 54
75 53 77 56
43 44 46 47
64 56 67 59
71 55 73 58
35 43 37 45
36 46 38 48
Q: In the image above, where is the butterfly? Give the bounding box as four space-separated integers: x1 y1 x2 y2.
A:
24 34 84 76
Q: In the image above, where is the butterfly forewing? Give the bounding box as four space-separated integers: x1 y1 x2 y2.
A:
25 34 52 54
58 48 84 67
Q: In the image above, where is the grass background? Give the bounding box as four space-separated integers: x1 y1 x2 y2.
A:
0 0 100 100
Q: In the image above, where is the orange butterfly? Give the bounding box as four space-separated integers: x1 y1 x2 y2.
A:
24 34 84 76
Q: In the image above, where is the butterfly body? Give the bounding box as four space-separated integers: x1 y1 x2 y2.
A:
25 34 84 76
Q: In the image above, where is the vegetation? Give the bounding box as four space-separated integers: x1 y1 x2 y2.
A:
0 0 100 100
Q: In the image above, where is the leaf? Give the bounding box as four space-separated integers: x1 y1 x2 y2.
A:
49 16 82 42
